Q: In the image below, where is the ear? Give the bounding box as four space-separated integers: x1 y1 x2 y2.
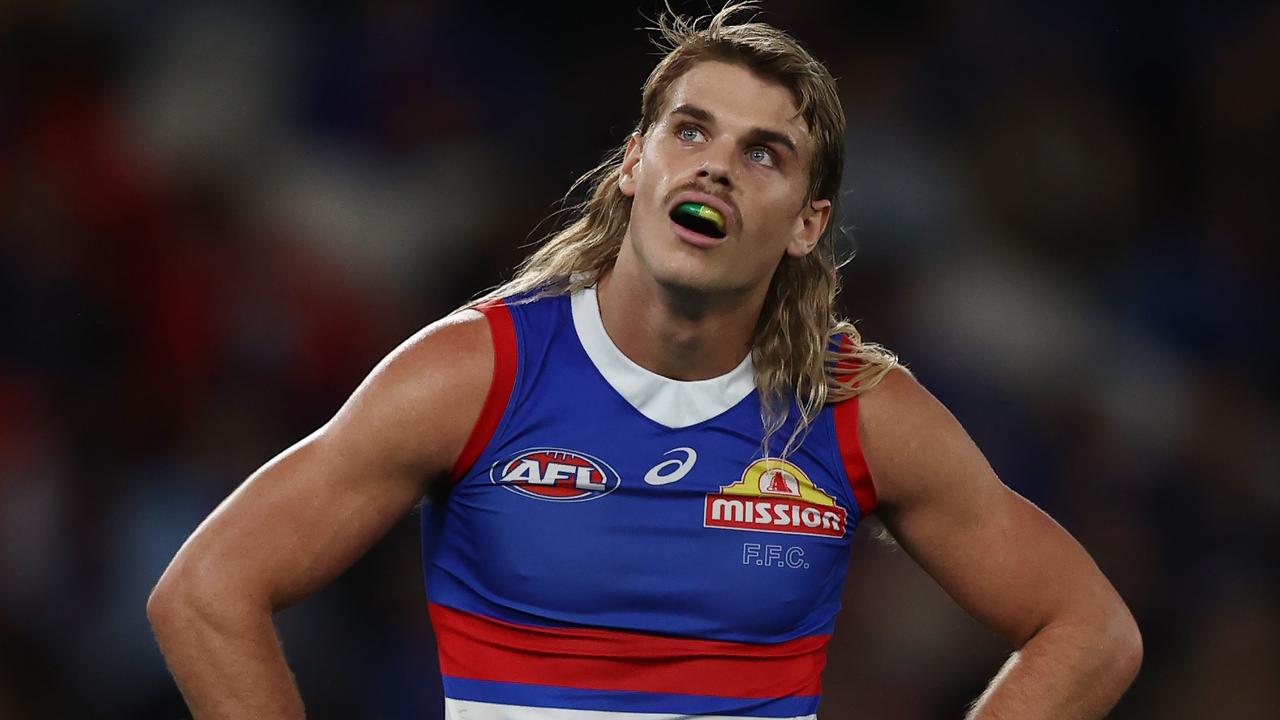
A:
786 198 831 258
618 131 644 197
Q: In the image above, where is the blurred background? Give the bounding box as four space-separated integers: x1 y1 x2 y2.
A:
2 0 1277 717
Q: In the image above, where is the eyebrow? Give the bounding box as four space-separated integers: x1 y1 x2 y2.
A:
670 103 799 158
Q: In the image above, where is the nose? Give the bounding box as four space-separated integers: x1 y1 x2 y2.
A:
696 148 733 188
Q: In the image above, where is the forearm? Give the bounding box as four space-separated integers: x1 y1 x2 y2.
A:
966 620 1142 720
148 589 305 719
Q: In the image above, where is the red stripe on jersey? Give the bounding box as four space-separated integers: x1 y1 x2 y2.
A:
429 603 827 698
448 299 517 481
831 335 877 516
833 395 876 516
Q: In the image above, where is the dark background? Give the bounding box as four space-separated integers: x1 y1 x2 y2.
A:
2 1 1277 718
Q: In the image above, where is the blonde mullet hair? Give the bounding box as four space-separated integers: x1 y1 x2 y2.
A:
473 2 897 457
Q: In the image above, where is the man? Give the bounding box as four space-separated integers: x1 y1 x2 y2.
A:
147 4 1142 719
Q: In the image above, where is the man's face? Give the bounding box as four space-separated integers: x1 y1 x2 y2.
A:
618 60 830 297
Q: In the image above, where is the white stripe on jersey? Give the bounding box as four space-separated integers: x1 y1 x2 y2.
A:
444 698 818 720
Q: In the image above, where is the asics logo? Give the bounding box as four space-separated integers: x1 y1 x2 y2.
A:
644 447 698 486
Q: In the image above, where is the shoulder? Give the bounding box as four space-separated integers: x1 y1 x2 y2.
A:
853 366 979 512
854 365 931 430
369 309 494 401
323 308 498 479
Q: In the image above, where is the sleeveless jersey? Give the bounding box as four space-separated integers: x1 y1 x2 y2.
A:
422 287 876 720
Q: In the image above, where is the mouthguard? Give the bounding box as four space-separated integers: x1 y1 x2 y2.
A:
675 202 726 234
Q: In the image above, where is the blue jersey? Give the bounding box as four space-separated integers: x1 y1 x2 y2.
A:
423 287 876 720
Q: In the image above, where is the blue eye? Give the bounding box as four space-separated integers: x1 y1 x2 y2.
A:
748 147 775 166
677 125 703 142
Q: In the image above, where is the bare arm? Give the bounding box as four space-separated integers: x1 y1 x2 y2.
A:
145 310 493 719
858 369 1142 719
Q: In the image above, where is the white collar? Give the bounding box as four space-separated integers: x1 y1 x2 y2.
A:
570 285 756 428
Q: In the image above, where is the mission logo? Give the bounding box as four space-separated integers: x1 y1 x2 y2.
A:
704 458 848 538
490 447 620 502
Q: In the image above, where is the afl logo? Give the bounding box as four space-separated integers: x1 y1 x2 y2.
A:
490 448 621 502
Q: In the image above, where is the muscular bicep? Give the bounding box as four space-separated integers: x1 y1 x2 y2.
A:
859 370 1123 647
160 310 492 610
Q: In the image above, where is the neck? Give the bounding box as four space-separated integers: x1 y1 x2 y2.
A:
595 248 768 382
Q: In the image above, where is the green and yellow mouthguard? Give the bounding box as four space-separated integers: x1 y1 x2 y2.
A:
674 202 726 235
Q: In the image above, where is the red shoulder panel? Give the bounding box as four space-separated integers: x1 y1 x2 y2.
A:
833 395 876 517
832 337 877 516
447 299 517 482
